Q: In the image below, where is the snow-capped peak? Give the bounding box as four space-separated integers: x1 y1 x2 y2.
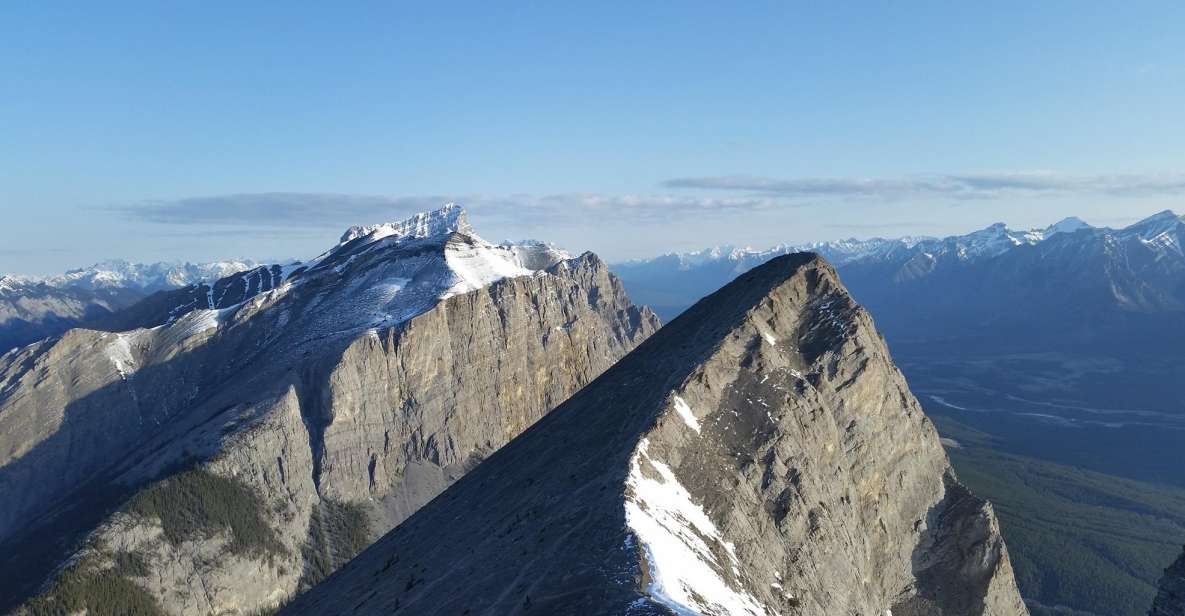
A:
234 204 575 342
1123 209 1183 239
12 260 260 292
1044 216 1093 236
339 203 471 245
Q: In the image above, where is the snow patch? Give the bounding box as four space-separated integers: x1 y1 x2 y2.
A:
671 395 702 434
104 333 138 378
340 202 469 245
624 438 770 616
442 241 534 298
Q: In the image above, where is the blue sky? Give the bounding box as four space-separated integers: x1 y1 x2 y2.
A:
3 2 1184 274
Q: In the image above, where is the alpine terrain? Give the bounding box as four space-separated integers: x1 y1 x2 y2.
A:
0 260 259 353
0 204 658 614
284 253 1027 616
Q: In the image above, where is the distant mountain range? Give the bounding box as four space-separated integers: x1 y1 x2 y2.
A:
614 210 1184 335
0 260 258 352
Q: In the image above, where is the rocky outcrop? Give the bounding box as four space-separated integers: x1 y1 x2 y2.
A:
283 253 1026 616
1 207 658 614
1151 546 1185 616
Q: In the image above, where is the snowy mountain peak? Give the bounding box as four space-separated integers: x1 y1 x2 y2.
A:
1136 209 1181 224
1124 210 1183 238
11 260 261 292
339 203 471 245
1045 216 1093 235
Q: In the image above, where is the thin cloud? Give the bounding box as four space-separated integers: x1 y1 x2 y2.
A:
823 221 938 231
663 171 1185 200
114 192 790 228
115 193 445 226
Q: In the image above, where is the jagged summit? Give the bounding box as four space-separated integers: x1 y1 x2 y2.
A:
339 202 471 245
101 204 572 335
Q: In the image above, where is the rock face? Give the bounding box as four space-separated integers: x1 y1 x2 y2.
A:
1151 547 1185 616
0 206 658 614
283 253 1027 616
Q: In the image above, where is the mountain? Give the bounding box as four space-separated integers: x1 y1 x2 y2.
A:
2 204 658 614
283 253 1026 616
1151 547 1185 616
0 260 258 352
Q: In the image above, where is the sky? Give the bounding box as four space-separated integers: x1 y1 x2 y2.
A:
2 2 1184 274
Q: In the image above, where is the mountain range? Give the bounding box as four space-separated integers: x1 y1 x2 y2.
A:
3 205 1181 615
614 210 1183 329
0 260 258 353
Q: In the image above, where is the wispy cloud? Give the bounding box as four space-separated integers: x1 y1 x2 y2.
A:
114 192 789 228
823 221 938 231
663 171 1185 200
109 171 1185 234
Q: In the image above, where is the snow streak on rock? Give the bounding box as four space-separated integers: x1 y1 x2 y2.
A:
670 395 702 434
625 438 769 616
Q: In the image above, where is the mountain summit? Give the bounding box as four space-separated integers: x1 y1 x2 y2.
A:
284 253 1026 616
339 202 471 244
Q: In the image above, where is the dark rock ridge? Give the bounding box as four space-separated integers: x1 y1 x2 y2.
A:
1151 546 1185 616
283 253 1026 616
1 205 658 614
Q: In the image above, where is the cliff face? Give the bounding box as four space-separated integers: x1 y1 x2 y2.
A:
1151 547 1185 616
283 253 1027 616
1 208 658 615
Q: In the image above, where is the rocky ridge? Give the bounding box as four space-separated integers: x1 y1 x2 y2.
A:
283 252 1026 616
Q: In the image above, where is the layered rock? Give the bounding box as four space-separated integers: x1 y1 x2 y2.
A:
1 205 658 614
1151 547 1185 616
283 253 1026 616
